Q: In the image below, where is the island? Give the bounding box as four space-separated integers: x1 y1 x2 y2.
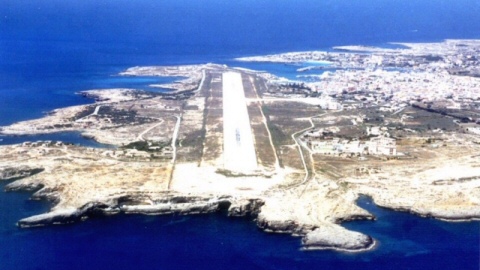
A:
1 40 479 252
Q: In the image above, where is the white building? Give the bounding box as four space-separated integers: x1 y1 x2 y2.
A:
307 136 397 157
367 137 397 156
343 140 366 155
308 139 340 155
466 127 480 135
308 139 366 155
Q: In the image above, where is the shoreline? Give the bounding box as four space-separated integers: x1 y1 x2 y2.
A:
301 239 378 253
1 40 480 253
11 182 379 252
10 180 479 250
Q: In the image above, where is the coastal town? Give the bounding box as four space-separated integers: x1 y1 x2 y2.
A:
0 40 479 252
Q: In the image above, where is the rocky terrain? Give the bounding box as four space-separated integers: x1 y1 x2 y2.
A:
1 41 480 252
1 136 478 252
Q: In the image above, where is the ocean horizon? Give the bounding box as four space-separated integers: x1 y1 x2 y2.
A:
1 0 480 269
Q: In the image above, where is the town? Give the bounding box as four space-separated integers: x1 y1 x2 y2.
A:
1 40 479 253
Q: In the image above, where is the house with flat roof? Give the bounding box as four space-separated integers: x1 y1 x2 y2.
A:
367 137 396 156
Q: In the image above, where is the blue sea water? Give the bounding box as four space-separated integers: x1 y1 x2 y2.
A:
1 0 480 269
0 132 111 148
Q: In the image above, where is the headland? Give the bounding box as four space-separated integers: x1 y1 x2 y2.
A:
1 40 479 252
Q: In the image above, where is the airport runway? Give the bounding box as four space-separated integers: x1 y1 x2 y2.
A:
222 72 258 172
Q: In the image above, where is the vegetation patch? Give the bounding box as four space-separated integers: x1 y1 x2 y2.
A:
122 140 170 152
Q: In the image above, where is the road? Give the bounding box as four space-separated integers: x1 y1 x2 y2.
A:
136 119 164 141
291 122 314 185
171 115 181 164
195 70 206 93
92 105 101 116
289 111 330 189
249 77 280 170
75 105 102 122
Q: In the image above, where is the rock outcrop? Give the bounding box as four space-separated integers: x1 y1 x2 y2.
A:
0 166 44 181
302 225 375 252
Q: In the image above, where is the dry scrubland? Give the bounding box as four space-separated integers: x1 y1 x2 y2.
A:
1 41 480 251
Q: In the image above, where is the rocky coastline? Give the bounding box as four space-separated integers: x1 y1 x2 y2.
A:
2 156 479 252
366 197 480 222
1 50 480 252
7 174 376 252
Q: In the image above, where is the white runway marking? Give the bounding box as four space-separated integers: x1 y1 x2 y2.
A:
222 72 258 172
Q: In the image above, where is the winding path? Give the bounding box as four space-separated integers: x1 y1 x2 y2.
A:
75 105 102 123
291 123 314 185
289 111 330 190
136 119 164 141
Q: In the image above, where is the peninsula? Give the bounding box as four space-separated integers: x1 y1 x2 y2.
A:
1 40 480 252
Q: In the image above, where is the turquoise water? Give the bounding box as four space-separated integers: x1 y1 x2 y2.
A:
1 0 480 269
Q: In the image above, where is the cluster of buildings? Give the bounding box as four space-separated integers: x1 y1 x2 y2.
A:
311 69 480 105
270 64 480 114
249 40 480 115
306 136 397 157
21 141 67 148
302 126 397 157
316 97 344 110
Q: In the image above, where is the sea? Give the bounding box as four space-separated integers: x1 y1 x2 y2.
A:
0 1 479 269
